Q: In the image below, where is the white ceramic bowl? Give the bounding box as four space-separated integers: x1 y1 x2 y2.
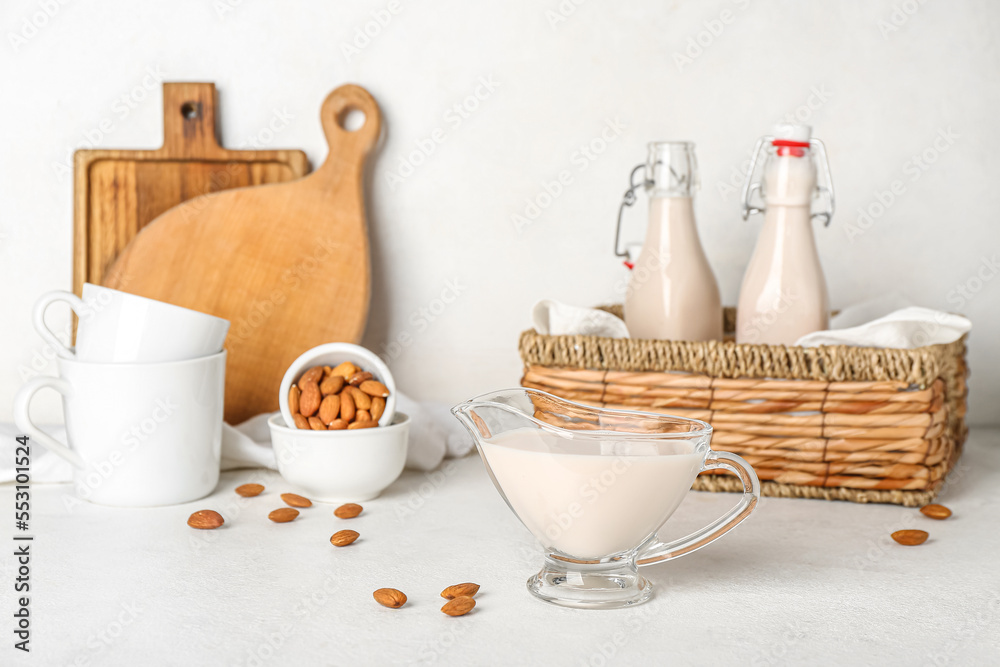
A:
279 343 396 429
268 412 410 502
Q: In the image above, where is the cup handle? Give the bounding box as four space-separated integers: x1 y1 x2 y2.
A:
33 290 86 359
13 376 86 469
637 450 760 566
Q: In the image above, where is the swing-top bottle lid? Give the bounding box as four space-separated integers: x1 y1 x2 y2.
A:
772 124 812 146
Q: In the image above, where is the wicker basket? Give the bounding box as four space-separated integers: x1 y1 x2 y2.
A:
519 307 968 506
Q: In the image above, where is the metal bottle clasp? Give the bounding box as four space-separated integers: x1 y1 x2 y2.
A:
613 163 652 264
740 136 836 226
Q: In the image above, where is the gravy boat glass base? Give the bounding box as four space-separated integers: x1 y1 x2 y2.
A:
452 388 760 610
528 556 651 609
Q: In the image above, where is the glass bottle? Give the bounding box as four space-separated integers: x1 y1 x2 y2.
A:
617 142 722 341
736 124 835 345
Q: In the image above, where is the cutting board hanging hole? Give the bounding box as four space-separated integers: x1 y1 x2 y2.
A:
181 101 199 119
319 85 381 166
339 107 366 132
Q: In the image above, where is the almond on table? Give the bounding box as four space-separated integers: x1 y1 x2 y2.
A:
891 529 928 546
334 503 363 519
268 508 299 523
235 483 265 497
188 510 224 529
441 596 476 616
441 583 480 599
330 530 360 547
920 504 952 520
373 588 407 609
281 493 312 508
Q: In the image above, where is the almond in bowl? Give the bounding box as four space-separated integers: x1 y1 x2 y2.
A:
279 343 396 430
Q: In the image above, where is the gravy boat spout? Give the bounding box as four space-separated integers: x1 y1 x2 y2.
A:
451 388 760 609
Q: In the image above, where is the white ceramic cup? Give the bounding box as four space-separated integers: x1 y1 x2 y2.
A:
268 412 410 502
13 351 226 507
34 283 230 363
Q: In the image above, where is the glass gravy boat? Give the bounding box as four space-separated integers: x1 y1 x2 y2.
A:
452 388 760 609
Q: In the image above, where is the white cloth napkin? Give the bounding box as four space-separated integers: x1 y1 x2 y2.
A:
795 306 971 349
532 299 629 338
0 391 473 484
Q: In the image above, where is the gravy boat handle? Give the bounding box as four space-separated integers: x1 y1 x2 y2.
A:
637 450 759 566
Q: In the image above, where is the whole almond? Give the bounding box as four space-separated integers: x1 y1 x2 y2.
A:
288 385 301 415
334 503 363 519
441 583 480 599
299 381 321 417
292 413 310 430
373 588 407 609
320 374 345 396
332 361 359 379
328 419 349 430
349 371 373 386
441 596 476 616
308 416 326 430
348 420 378 430
322 365 333 377
281 493 312 508
356 409 372 423
360 380 390 398
300 366 325 384
370 396 386 422
268 508 299 523
348 386 372 410
891 529 929 546
340 390 356 423
188 510 224 529
235 483 264 497
319 394 341 424
330 529 360 547
920 504 952 520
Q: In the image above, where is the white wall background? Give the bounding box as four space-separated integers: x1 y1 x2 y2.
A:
2 0 998 425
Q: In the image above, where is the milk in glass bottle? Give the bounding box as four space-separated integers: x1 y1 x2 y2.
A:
616 142 722 341
736 125 835 344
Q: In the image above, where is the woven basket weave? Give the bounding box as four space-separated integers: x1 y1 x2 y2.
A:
519 306 968 506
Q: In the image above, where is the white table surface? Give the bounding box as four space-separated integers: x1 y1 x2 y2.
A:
4 429 999 667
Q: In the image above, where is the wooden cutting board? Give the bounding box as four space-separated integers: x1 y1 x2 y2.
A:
74 82 309 297
104 84 381 424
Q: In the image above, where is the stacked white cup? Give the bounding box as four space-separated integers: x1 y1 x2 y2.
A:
14 284 230 507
